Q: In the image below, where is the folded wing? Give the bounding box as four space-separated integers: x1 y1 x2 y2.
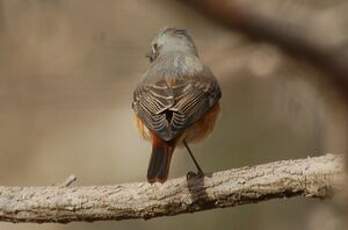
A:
132 66 221 141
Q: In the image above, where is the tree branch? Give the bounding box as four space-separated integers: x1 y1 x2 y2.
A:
182 0 348 101
0 154 343 223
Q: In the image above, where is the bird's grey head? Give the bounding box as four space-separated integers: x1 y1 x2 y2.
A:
146 27 199 63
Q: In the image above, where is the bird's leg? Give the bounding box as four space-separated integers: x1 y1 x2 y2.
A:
183 139 204 179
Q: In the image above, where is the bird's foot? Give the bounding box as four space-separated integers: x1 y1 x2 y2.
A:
186 170 204 181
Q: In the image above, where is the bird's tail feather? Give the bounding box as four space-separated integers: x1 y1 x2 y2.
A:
147 135 175 183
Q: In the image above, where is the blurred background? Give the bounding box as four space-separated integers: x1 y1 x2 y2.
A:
0 0 347 229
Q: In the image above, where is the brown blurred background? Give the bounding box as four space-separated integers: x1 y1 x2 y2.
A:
0 0 347 229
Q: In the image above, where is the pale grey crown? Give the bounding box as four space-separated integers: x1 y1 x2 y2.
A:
147 27 199 62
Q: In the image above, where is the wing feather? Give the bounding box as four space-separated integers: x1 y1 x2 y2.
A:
170 70 221 133
132 65 221 141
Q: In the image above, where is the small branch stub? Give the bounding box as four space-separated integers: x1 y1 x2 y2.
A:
59 175 77 187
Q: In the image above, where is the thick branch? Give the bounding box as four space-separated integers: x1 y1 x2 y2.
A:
0 154 343 223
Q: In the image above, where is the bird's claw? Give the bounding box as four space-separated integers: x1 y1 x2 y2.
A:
186 170 204 180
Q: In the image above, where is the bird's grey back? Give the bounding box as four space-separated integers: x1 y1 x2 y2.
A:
144 51 204 83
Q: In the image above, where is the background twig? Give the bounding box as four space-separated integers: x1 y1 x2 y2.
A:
183 0 348 100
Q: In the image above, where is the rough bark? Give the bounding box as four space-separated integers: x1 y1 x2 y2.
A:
0 154 343 223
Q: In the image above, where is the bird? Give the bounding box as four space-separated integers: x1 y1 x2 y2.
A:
132 27 221 183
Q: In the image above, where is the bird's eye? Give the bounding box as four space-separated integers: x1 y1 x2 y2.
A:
146 43 160 63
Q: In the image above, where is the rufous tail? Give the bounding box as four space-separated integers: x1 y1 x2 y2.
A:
147 135 175 183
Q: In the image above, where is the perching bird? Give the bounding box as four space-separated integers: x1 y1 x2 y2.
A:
132 27 221 183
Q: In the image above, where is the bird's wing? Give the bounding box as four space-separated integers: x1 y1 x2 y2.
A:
132 78 175 140
170 66 221 134
132 66 221 141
